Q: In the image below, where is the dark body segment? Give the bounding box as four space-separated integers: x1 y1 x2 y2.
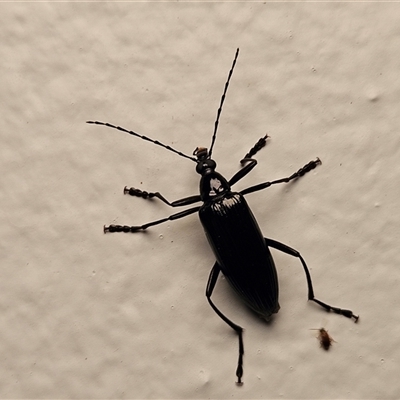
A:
199 192 280 320
89 48 359 384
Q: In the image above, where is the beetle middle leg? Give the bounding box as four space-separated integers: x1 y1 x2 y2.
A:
104 206 200 233
265 238 359 322
206 262 244 385
123 187 201 207
239 158 321 196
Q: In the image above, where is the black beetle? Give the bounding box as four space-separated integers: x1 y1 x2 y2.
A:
87 48 358 384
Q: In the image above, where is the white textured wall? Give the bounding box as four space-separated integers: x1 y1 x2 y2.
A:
1 2 399 398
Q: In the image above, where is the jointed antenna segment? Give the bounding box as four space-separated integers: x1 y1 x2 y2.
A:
86 121 197 162
208 48 240 158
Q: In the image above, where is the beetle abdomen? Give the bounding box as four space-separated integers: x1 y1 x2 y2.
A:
199 192 280 319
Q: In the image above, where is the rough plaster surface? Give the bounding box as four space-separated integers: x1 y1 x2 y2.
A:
1 2 400 399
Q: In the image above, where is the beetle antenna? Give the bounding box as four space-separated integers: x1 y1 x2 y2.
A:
208 48 239 159
86 121 197 162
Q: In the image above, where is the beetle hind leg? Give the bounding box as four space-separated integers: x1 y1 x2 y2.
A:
312 298 359 322
206 262 245 385
265 238 359 322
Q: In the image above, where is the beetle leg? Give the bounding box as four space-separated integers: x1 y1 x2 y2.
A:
104 206 200 233
228 135 269 186
206 263 245 385
240 158 322 196
229 159 258 186
123 187 201 207
242 134 269 160
265 238 359 322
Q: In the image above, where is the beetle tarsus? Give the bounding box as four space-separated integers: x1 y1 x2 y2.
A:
124 186 156 200
236 354 244 385
104 224 144 233
310 298 359 322
292 158 321 178
334 307 359 322
281 158 321 181
125 187 165 202
242 134 269 161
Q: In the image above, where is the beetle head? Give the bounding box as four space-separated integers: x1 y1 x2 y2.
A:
193 147 230 201
193 147 217 175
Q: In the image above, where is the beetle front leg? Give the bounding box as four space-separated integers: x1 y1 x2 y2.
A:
242 134 269 160
265 238 359 322
229 159 258 186
104 206 200 233
206 263 245 385
123 187 201 207
228 135 269 187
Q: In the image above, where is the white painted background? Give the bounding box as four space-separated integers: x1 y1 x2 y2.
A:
1 2 399 398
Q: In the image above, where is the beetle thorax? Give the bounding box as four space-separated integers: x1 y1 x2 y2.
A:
193 148 231 201
199 171 230 202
